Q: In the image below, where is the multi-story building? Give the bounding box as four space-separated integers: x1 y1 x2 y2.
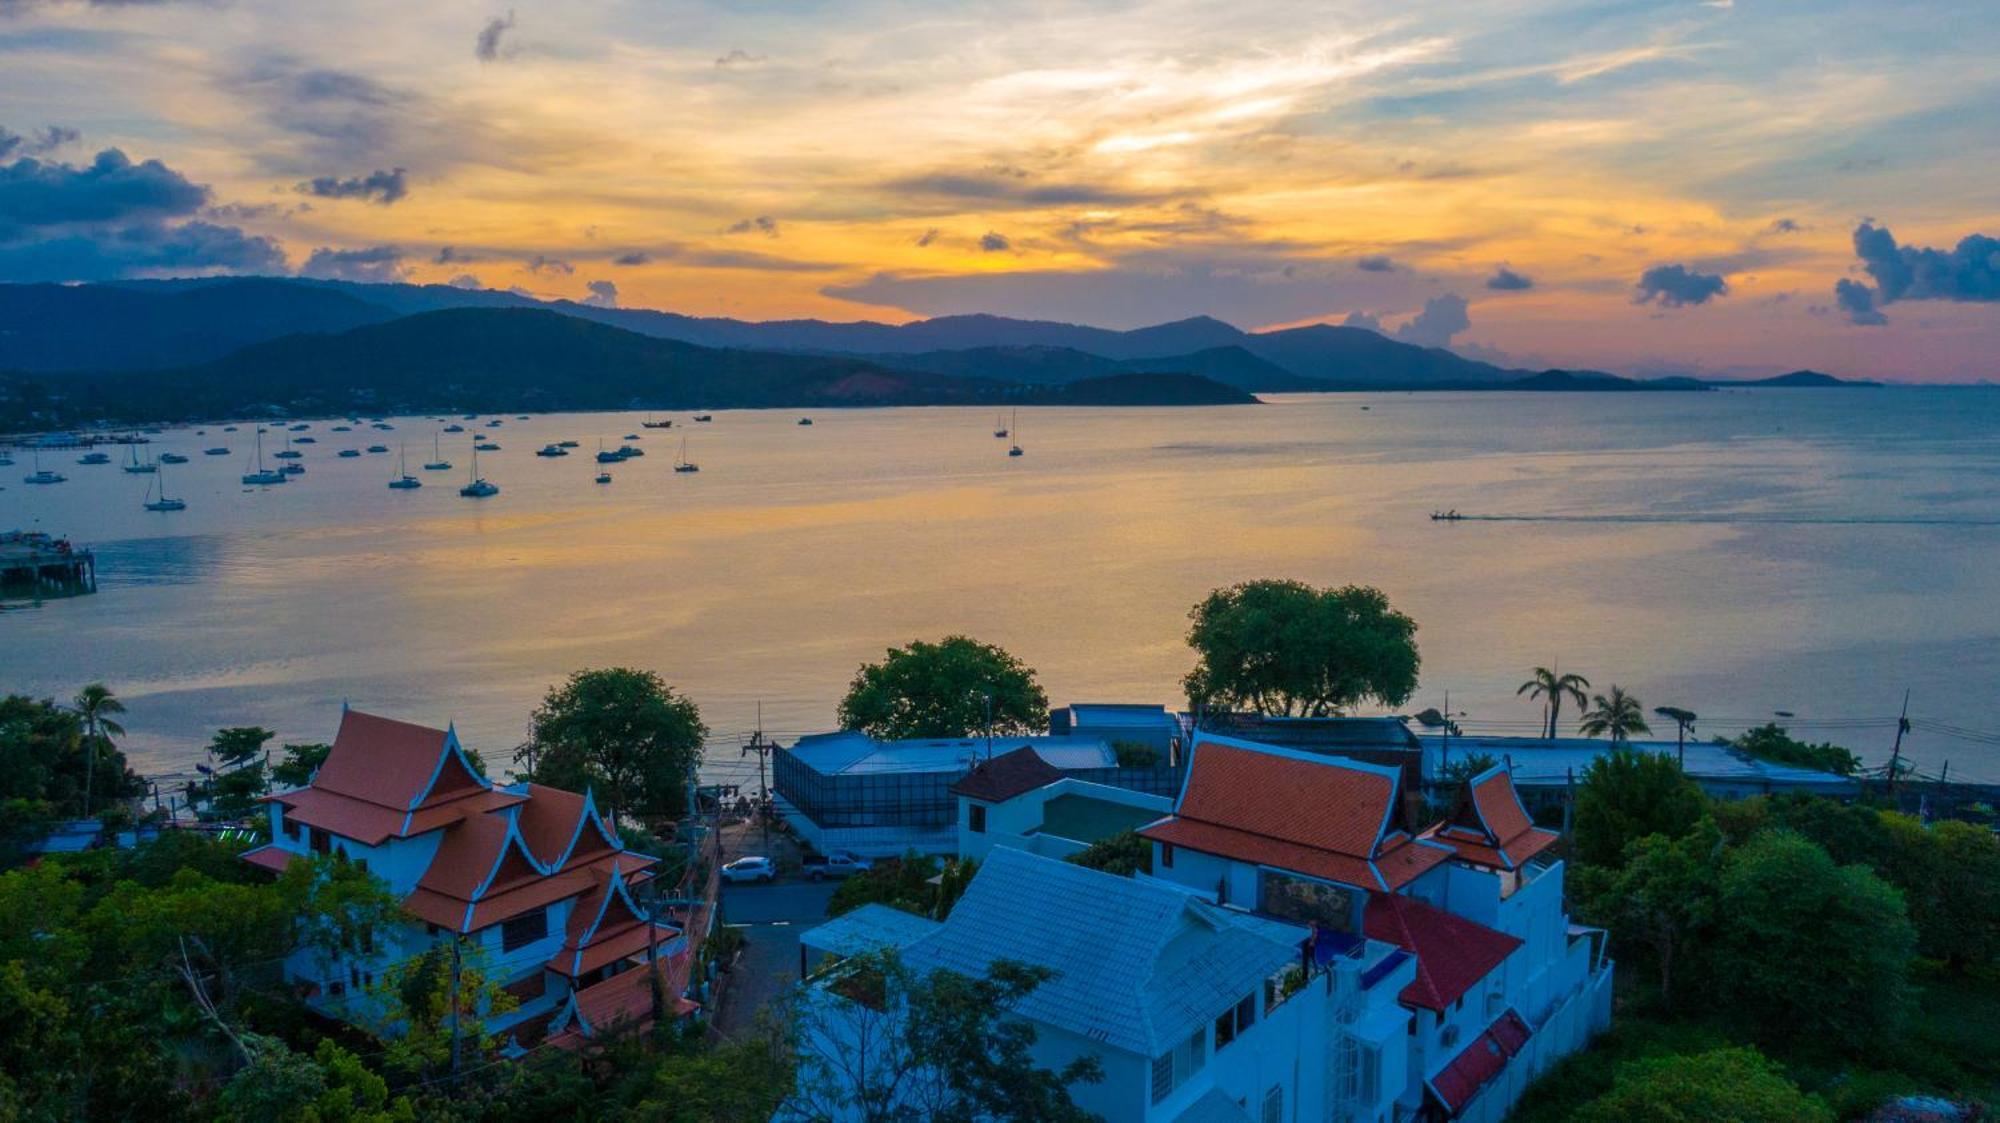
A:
1139 734 1613 1122
797 845 1420 1123
241 707 695 1050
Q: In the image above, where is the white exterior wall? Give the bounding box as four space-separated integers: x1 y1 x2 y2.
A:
958 781 1171 863
1148 843 1261 909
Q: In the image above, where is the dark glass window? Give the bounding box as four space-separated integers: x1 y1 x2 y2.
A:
501 907 548 953
969 804 987 833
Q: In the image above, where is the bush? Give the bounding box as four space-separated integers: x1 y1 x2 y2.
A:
1573 1047 1833 1122
1110 740 1160 767
1067 830 1150 877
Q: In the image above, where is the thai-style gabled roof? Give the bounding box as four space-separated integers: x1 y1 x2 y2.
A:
547 864 682 979
1420 765 1560 871
948 746 1065 802
1363 892 1521 1012
1137 736 1452 892
547 951 699 1048
515 784 620 870
264 709 525 844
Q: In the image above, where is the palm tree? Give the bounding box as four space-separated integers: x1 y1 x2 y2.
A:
1517 666 1591 740
1580 686 1651 744
72 682 126 817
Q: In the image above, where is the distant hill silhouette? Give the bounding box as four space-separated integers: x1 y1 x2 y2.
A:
0 307 1253 427
1706 370 1880 388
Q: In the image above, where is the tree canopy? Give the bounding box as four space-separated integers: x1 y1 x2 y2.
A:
837 636 1048 740
1572 748 1708 869
1182 580 1419 716
516 668 708 825
1725 723 1862 776
1578 686 1651 743
1517 667 1590 740
1574 1048 1832 1123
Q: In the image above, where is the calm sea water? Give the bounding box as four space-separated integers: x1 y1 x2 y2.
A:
4 389 1998 784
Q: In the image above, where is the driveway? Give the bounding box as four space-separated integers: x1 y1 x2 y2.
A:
713 877 840 1038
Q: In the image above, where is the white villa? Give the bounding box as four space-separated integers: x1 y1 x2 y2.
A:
242 707 699 1050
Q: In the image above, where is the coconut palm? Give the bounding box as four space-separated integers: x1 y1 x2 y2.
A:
72 682 126 817
1517 666 1591 739
1580 686 1652 744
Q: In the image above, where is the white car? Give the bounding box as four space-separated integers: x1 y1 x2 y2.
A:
721 856 776 884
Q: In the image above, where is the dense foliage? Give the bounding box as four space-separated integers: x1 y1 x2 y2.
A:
1570 747 1707 868
1183 580 1419 716
0 693 146 859
837 636 1049 740
1725 722 1863 776
516 668 708 825
827 852 977 921
1572 1047 1833 1122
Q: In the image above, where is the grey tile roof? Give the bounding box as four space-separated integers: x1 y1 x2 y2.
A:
898 847 1299 1057
800 903 941 960
1174 1088 1259 1123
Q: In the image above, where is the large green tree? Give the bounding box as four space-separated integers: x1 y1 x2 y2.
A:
838 636 1048 740
1572 748 1708 869
1183 580 1419 716
1575 819 1723 1010
788 950 1102 1122
1877 814 2000 972
1714 831 1915 1052
1726 723 1862 776
516 668 708 825
1574 1047 1832 1123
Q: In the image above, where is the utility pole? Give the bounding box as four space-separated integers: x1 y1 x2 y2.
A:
741 702 774 851
983 690 994 763
1887 690 1911 793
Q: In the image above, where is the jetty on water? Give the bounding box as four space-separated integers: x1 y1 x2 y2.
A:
0 531 97 601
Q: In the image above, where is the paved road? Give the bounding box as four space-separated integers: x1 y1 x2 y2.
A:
713 877 840 1038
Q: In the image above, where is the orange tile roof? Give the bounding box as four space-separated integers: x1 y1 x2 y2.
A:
1137 738 1451 891
559 953 699 1044
1420 768 1560 870
241 844 300 873
1364 892 1521 1012
313 709 455 809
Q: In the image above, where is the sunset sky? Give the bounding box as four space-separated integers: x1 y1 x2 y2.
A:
1 0 1995 380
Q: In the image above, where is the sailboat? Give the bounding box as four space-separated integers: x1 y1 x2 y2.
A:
242 429 287 485
459 444 499 497
993 412 1008 438
123 445 158 474
673 436 699 473
423 431 452 471
24 450 65 484
1007 410 1023 457
144 464 186 511
387 445 422 489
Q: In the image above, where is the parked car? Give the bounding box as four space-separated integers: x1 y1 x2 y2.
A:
802 850 875 881
721 856 776 884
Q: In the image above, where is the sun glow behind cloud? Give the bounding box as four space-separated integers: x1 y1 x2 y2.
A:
0 0 1996 378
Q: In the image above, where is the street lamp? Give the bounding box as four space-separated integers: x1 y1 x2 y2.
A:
1653 707 1697 766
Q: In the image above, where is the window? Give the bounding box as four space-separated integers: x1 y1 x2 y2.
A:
1150 1026 1208 1104
968 803 986 834
1356 1042 1380 1104
501 907 548 953
1161 842 1175 868
1261 1085 1282 1123
309 827 331 854
1215 992 1257 1050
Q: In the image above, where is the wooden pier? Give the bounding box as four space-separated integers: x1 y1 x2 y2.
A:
0 532 96 601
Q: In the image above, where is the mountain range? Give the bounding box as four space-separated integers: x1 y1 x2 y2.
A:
0 277 1874 428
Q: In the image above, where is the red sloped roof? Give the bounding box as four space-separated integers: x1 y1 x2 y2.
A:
949 747 1064 802
1428 1008 1532 1115
241 844 300 873
312 709 456 809
1177 742 1398 858
567 953 699 1039
1421 768 1560 870
1363 892 1521 1011
517 784 588 866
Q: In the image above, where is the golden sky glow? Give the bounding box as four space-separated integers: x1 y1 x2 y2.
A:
1 0 1997 379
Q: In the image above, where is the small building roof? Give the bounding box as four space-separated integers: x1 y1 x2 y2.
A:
801 903 941 960
893 846 1299 1057
1428 1008 1532 1114
949 746 1065 802
1421 735 1858 792
1173 1087 1259 1123
1421 766 1559 870
1139 736 1451 892
786 731 1115 777
1363 892 1521 1012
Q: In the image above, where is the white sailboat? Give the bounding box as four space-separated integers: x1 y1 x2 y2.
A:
123 444 157 474
993 412 1008 438
242 429 287 485
388 445 422 489
459 444 498 497
673 436 700 473
24 449 65 484
1007 410 1023 457
423 431 452 471
144 463 186 510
